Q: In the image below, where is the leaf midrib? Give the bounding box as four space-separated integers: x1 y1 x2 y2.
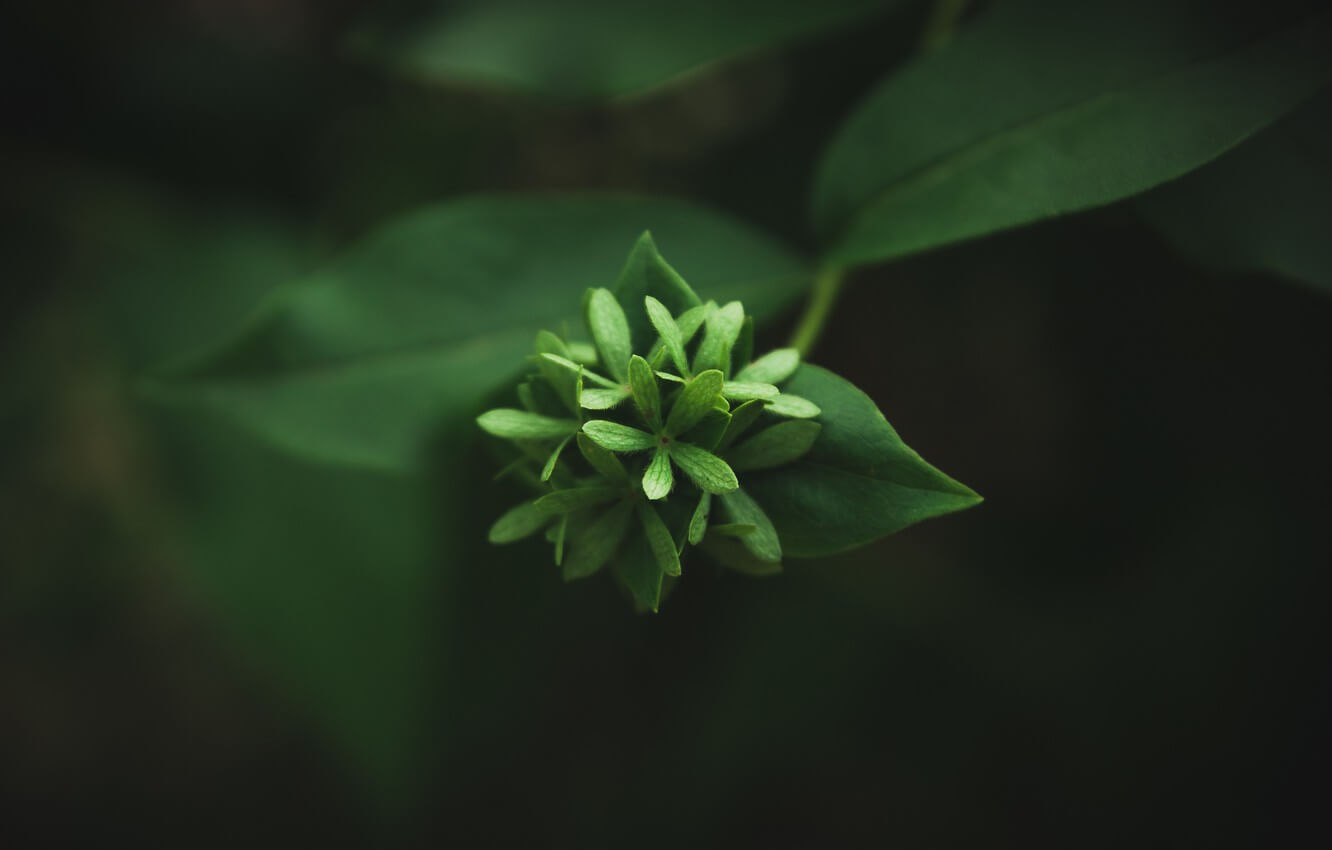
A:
825 13 1322 248
794 458 979 499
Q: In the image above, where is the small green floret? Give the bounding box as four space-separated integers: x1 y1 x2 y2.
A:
476 237 824 612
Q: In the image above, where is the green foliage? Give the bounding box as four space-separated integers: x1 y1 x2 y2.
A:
348 0 902 98
113 0 1332 805
1138 90 1332 293
744 365 982 556
476 238 978 610
813 0 1332 267
145 196 808 471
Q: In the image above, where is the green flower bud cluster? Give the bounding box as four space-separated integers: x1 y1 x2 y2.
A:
476 273 822 612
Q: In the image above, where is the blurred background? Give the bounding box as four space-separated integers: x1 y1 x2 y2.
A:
2 1 1329 846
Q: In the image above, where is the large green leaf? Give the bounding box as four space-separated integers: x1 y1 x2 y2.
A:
347 0 900 99
146 195 809 471
812 0 1332 267
1137 90 1332 294
744 365 980 556
155 410 441 809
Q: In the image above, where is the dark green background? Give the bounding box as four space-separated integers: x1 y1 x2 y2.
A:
3 1 1328 846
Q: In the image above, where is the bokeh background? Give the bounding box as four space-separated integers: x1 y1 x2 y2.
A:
3 1 1329 846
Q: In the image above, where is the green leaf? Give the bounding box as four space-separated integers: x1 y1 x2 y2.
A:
637 502 682 577
577 432 631 484
585 287 633 383
641 447 674 500
552 514 569 565
540 352 618 388
718 399 766 450
348 0 900 99
1138 90 1332 294
615 527 664 613
563 501 634 580
744 365 981 556
681 408 732 453
665 369 725 436
581 420 657 452
539 434 574 481
487 500 550 543
736 347 800 384
477 408 580 440
645 295 690 377
734 315 754 373
579 387 630 410
813 1 1332 267
155 410 439 805
723 381 780 401
688 491 712 545
613 232 704 353
534 330 579 414
709 523 758 538
533 486 622 515
144 195 808 471
692 301 745 375
671 442 739 495
627 354 662 429
728 421 822 472
766 394 821 419
718 487 782 563
700 536 783 577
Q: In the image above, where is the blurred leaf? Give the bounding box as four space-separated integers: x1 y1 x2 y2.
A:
152 408 442 812
813 0 1332 267
147 195 809 471
1137 91 1332 294
616 234 703 356
348 0 902 99
745 365 980 556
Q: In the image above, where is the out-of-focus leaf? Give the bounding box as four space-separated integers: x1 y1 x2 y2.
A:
745 365 981 556
813 0 1332 267
348 0 901 99
1138 91 1332 294
145 195 808 471
153 409 441 811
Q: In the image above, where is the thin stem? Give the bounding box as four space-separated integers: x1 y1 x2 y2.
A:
789 266 846 357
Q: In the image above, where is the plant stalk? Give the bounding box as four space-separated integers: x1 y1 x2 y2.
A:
789 266 846 357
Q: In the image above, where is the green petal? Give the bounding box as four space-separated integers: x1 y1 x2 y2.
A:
477 409 580 440
580 386 630 410
641 446 674 501
736 347 800 384
692 301 745 375
645 295 690 377
727 421 822 472
533 486 621 515
585 287 633 383
664 369 724 436
487 501 550 544
628 354 662 430
718 487 781 563
562 501 633 581
717 399 765 450
577 433 630 484
687 491 712 546
637 502 681 577
670 442 739 495
540 352 618 389
539 434 575 481
765 393 821 419
581 420 657 452
723 381 780 401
